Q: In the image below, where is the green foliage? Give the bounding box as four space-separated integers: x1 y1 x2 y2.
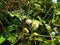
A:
0 36 6 44
0 0 60 45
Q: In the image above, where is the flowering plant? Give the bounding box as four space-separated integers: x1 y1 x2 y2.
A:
0 0 60 45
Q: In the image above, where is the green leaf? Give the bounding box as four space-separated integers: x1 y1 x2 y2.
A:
7 25 14 31
54 23 60 26
0 36 6 44
56 11 60 15
52 19 55 23
7 36 16 43
9 10 20 17
20 42 27 45
34 37 43 41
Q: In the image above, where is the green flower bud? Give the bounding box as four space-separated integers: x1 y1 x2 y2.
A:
45 24 51 30
23 28 29 33
53 27 57 30
31 20 39 29
33 32 39 36
32 22 39 29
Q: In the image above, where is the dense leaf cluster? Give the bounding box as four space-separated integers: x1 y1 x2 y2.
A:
0 0 60 45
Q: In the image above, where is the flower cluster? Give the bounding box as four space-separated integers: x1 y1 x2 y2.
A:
26 19 39 29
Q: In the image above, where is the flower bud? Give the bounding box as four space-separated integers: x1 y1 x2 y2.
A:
34 3 40 7
53 27 58 34
43 21 46 24
23 28 29 33
26 19 32 24
51 31 56 36
55 30 58 34
33 32 39 36
32 21 39 29
53 27 57 30
45 24 51 30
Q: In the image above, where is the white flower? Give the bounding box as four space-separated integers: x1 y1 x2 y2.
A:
51 31 56 36
26 19 32 24
45 24 51 30
32 21 39 29
52 0 57 4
